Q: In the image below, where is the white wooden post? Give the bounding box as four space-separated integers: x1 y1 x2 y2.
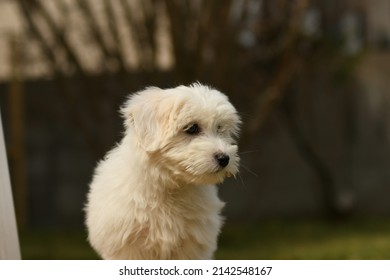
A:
0 110 21 259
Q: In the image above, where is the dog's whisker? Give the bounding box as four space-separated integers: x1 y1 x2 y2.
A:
230 172 246 187
233 173 244 185
237 173 246 187
240 163 259 177
238 149 262 155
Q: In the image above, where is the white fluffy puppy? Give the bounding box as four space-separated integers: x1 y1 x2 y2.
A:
85 83 240 259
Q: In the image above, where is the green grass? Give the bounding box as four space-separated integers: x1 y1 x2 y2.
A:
216 219 390 259
20 229 99 260
19 219 390 260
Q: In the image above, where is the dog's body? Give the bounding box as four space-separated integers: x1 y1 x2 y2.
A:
85 84 240 259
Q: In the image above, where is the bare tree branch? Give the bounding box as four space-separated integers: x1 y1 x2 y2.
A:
32 0 87 75
76 0 116 72
240 0 310 146
119 0 156 69
17 0 62 75
104 0 127 72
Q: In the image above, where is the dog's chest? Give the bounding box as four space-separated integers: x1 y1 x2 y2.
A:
144 186 224 259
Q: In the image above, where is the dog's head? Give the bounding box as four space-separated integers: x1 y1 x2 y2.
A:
121 83 241 185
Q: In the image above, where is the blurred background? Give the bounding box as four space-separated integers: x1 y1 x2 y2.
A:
1 0 390 259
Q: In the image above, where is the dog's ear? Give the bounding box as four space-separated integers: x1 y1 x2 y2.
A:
121 87 177 153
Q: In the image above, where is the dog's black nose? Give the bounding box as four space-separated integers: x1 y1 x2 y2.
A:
214 153 230 168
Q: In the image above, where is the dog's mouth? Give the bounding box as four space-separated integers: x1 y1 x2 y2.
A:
213 167 235 178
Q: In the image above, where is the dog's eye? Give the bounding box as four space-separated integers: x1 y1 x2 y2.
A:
184 123 201 135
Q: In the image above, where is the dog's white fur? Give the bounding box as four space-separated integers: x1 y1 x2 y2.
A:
85 83 240 259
